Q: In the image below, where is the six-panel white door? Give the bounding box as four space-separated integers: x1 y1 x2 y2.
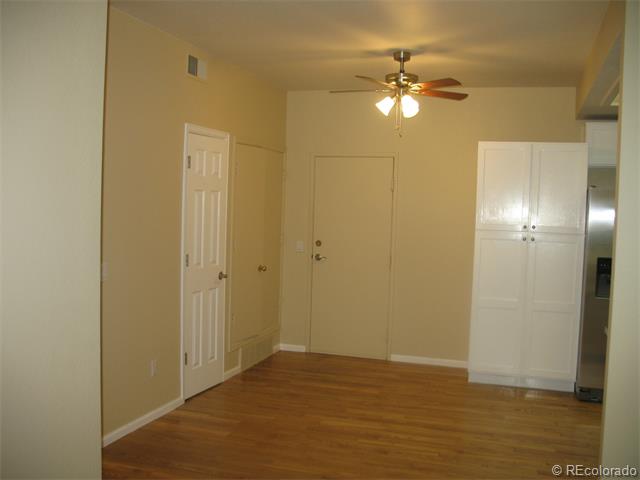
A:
521 233 584 380
476 142 531 231
469 230 528 375
183 129 229 399
530 143 588 234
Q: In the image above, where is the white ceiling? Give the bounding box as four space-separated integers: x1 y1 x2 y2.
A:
113 0 609 91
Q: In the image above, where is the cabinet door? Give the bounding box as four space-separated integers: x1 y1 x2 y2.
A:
530 143 588 234
469 230 529 375
521 233 583 380
476 142 531 231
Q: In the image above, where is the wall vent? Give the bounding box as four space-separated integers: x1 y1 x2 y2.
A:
187 54 207 80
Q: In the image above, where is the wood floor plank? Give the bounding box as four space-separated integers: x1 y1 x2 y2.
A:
103 352 601 479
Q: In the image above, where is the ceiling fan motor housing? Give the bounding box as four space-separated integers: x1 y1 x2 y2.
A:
385 72 419 88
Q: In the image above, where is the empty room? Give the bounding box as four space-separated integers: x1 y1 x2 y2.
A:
1 0 639 479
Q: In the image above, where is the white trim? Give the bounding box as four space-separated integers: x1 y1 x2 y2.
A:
273 343 281 353
390 354 468 369
102 397 183 447
278 343 307 352
223 364 241 381
180 123 230 400
468 371 575 392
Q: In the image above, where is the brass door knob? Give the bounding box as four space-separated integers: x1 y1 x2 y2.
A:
218 271 228 280
257 264 268 272
314 254 327 261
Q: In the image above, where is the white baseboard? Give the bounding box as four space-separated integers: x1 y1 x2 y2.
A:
223 364 241 381
468 371 575 392
272 343 280 353
278 343 307 352
390 354 467 369
102 397 183 447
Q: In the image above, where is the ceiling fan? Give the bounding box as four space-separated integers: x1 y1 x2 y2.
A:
330 50 468 125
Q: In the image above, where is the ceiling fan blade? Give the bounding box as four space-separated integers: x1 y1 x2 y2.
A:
355 75 396 89
414 89 468 101
329 89 394 94
411 77 462 91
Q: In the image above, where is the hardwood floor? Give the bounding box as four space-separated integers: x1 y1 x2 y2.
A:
103 352 601 479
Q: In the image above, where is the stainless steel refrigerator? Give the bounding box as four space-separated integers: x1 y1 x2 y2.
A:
575 167 616 402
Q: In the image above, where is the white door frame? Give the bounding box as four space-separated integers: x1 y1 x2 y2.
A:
180 123 230 400
305 153 399 359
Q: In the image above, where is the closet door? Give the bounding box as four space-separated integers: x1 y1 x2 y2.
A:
469 230 529 375
521 233 584 380
476 142 531 232
230 144 283 347
260 149 284 334
529 143 588 234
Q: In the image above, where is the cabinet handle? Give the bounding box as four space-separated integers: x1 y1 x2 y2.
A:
522 236 527 241
531 225 536 230
523 225 528 230
531 236 535 242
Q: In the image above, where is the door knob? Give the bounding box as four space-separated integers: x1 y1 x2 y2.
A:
314 253 327 261
257 264 268 272
218 271 228 280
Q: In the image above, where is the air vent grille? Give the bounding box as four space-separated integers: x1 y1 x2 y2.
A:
187 54 207 80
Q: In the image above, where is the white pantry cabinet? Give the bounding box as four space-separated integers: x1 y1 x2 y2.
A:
476 142 587 234
469 142 587 392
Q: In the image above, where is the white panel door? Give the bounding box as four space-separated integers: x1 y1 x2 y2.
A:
310 156 393 360
468 230 528 374
530 143 588 234
183 129 229 399
521 233 584 380
476 142 531 232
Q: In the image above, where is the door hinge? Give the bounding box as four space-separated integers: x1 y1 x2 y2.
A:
184 352 188 366
187 155 191 169
185 253 189 267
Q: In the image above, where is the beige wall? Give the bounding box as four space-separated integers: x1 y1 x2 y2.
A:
576 0 624 117
102 8 285 436
1 1 106 477
282 87 583 361
600 0 640 468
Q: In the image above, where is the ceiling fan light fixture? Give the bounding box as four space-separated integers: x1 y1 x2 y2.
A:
375 96 396 116
401 94 419 118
